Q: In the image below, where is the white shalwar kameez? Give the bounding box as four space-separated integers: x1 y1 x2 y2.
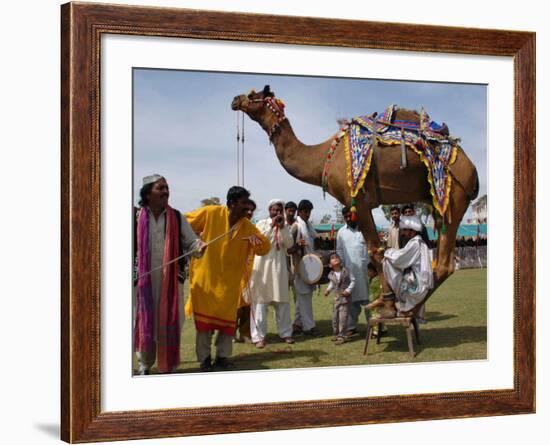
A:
292 216 318 331
383 235 434 313
249 218 295 342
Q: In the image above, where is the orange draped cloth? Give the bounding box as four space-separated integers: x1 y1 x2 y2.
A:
185 206 271 335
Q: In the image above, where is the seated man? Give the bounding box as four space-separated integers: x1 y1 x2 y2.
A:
382 215 434 317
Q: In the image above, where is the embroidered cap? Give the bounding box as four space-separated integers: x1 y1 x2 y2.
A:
142 174 164 186
399 215 422 232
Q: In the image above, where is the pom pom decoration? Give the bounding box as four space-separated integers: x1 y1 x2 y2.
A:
348 197 359 222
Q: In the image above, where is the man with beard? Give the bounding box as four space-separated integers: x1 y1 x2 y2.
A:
285 201 298 226
383 215 434 317
401 204 430 247
185 186 271 371
386 206 401 249
400 204 431 322
336 206 371 337
249 199 295 348
289 199 320 336
284 201 299 315
133 174 206 375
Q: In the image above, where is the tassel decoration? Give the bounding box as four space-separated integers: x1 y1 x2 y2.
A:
350 197 358 221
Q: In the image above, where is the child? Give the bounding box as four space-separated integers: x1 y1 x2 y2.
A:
367 263 387 338
324 253 355 345
367 263 380 300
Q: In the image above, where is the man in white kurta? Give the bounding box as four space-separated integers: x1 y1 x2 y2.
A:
290 199 320 336
336 206 370 335
386 206 401 249
401 204 430 322
249 200 295 347
382 215 434 316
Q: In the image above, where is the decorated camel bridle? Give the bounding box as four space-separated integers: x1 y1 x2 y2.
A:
242 93 287 138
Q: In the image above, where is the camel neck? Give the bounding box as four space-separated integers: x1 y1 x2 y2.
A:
270 120 329 187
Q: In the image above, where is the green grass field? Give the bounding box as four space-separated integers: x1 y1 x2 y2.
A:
136 268 486 374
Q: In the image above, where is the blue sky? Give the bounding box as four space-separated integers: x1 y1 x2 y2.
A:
133 68 487 227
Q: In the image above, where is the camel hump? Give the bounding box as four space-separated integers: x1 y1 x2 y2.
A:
394 108 421 123
340 105 451 136
394 107 450 136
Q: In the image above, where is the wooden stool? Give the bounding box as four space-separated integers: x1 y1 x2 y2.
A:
363 316 421 358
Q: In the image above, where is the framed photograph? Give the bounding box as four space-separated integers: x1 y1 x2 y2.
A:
61 2 535 442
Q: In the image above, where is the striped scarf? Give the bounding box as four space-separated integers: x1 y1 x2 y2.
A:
134 206 181 373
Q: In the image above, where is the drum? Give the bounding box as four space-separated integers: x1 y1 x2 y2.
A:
316 250 332 285
297 253 324 285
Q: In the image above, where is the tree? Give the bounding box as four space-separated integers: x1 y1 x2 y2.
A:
320 213 332 224
200 197 221 206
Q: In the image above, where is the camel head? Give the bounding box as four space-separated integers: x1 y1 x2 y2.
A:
231 85 287 138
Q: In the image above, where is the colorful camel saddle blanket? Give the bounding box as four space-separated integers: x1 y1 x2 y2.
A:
322 104 460 216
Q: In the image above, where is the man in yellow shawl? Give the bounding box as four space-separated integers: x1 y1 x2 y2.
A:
185 186 271 371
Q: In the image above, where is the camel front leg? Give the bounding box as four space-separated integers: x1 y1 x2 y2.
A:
432 208 443 264
408 220 458 315
410 175 473 315
355 205 383 277
433 185 470 287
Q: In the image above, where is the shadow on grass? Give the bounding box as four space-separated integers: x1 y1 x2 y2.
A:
379 325 487 355
167 348 330 373
423 311 458 323
234 348 330 368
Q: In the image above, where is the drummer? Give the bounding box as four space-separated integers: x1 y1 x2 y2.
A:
289 199 321 337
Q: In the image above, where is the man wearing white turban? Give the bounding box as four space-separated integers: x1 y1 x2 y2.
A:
249 199 296 347
382 215 434 316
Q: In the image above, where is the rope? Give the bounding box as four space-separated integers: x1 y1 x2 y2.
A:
241 111 245 187
137 225 238 280
236 112 241 185
236 111 246 186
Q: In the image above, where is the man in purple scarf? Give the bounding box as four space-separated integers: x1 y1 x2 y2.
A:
133 174 205 375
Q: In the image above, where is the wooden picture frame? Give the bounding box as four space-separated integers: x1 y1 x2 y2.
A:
61 2 535 442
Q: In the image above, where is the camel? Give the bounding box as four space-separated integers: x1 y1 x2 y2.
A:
231 85 479 315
